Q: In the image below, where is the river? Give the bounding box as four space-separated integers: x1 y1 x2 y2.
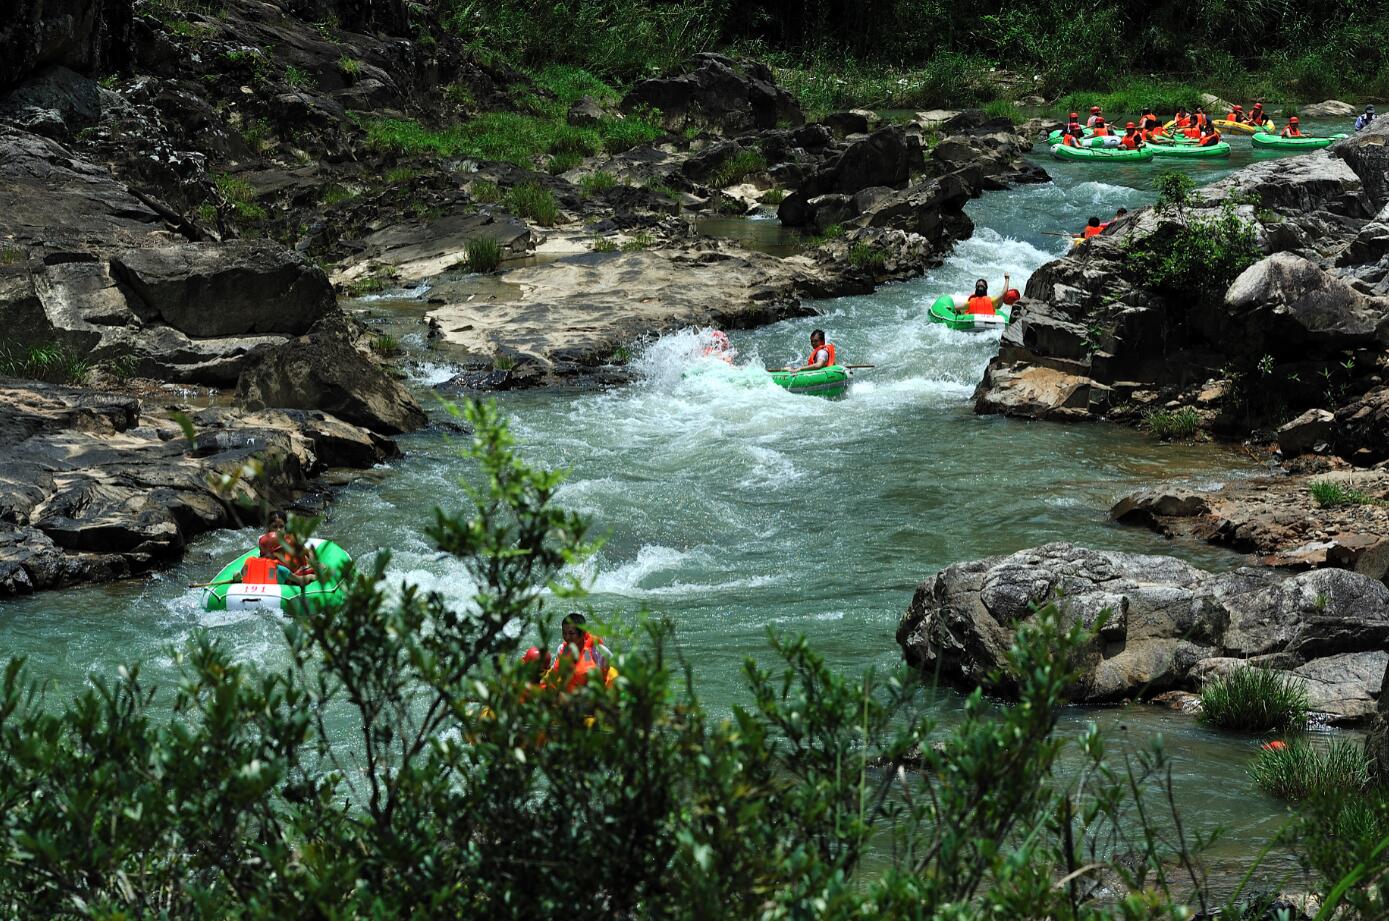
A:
3 130 1345 889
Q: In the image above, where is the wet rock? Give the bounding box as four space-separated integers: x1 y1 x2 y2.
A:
621 53 801 135
0 0 130 91
1277 408 1336 457
896 542 1389 722
1369 661 1389 780
0 377 393 596
338 211 536 283
235 319 427 435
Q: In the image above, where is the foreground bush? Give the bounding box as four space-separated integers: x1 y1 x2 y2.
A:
0 401 1384 918
1199 666 1310 732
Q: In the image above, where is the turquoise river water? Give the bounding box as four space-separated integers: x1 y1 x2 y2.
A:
2 129 1354 890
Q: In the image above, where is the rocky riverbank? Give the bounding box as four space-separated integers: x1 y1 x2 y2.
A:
896 542 1389 725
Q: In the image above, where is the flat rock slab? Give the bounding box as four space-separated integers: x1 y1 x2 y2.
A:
897 541 1389 724
427 243 824 375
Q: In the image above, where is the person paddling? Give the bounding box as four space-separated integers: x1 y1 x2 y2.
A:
1086 105 1103 128
784 329 837 372
1061 123 1085 147
1193 106 1209 129
965 274 1010 314
1121 122 1144 150
233 533 314 587
1280 116 1304 138
1173 107 1191 129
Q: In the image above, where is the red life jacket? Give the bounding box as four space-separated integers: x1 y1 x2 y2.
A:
550 635 611 691
243 557 278 585
807 342 836 366
1082 225 1103 239
1062 132 1080 147
1200 131 1221 146
1174 115 1191 128
965 294 995 315
1121 133 1138 150
1183 126 1202 139
1091 125 1111 137
1195 113 1208 128
1282 126 1303 137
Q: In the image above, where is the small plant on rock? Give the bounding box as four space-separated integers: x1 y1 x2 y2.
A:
759 188 786 205
338 55 363 79
1153 169 1197 213
546 152 584 174
1143 406 1201 440
368 333 401 357
620 231 654 252
848 242 887 272
707 149 768 188
505 183 560 227
464 237 504 273
1199 666 1309 732
590 237 617 253
284 65 312 88
1309 479 1378 508
0 342 92 385
469 180 502 203
579 171 618 196
321 184 355 206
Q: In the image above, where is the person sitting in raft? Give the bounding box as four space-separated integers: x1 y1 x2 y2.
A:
1061 123 1085 147
234 533 315 587
1280 116 1304 138
1198 122 1222 146
965 274 1010 314
1089 118 1111 137
1193 106 1209 129
1086 105 1103 127
1248 102 1265 125
548 612 616 691
1226 104 1244 122
265 509 314 576
1141 108 1163 134
1173 107 1191 129
784 329 837 372
702 329 736 363
1355 104 1376 132
1120 122 1144 149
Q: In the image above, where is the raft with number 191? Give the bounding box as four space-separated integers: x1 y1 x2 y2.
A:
200 538 352 612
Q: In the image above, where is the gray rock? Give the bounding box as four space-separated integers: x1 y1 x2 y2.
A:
1369 661 1389 780
621 53 801 134
820 109 874 137
1334 385 1389 465
1301 100 1357 118
1223 253 1389 351
1277 408 1336 456
112 240 335 337
567 95 607 127
0 0 127 91
1333 116 1389 209
235 319 427 435
897 542 1389 723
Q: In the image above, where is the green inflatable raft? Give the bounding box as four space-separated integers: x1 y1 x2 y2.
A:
928 295 1011 333
1250 132 1347 151
201 538 352 613
1151 141 1231 158
1049 143 1155 163
769 365 850 397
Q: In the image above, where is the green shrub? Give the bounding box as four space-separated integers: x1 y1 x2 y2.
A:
338 55 362 78
620 231 654 252
545 152 584 174
0 342 92 384
1251 738 1369 800
530 64 618 105
707 149 768 188
760 188 786 205
1125 203 1260 308
848 242 886 271
579 171 618 196
469 179 502 203
1310 479 1379 509
385 166 420 184
775 52 998 113
1153 170 1196 212
284 64 312 88
597 114 663 152
442 82 477 108
505 182 561 226
1143 406 1201 440
590 236 617 252
982 99 1023 123
464 236 504 272
321 184 355 206
1199 666 1309 732
1056 79 1208 123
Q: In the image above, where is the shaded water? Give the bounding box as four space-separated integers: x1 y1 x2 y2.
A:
2 133 1340 889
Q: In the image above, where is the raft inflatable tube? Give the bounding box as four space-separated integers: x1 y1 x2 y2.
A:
201 538 352 613
1151 141 1231 158
1250 132 1347 151
1211 119 1274 135
769 364 850 396
928 295 1011 333
1049 143 1156 162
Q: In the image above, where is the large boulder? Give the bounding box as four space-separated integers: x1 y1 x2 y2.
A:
621 54 801 134
1222 252 1389 353
897 542 1389 722
1370 662 1389 781
1301 100 1357 118
1333 117 1389 210
1334 385 1389 466
235 320 427 435
112 240 335 338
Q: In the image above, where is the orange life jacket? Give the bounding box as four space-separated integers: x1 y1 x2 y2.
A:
1200 131 1221 146
1282 126 1303 137
549 634 612 691
807 342 836 366
1183 126 1202 139
1121 133 1138 150
1195 113 1209 128
1062 132 1081 147
965 294 995 315
1174 115 1191 128
243 557 279 585
1091 126 1111 137
1082 225 1104 239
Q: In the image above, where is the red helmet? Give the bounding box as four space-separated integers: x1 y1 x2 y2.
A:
1090 106 1101 113
1002 288 1021 305
1233 104 1243 110
1252 102 1263 108
522 646 543 663
1289 116 1299 123
1069 112 1079 119
258 533 282 555
1095 118 1105 126
1126 121 1136 129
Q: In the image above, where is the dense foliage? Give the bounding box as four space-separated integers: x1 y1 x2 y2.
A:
0 401 1385 917
1198 666 1310 732
438 0 1389 99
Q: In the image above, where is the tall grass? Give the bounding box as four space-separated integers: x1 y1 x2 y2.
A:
1199 666 1309 732
504 183 560 226
1310 479 1378 509
1143 407 1201 441
707 150 768 188
464 237 504 272
365 109 660 168
774 53 999 116
1251 738 1369 800
0 342 93 385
